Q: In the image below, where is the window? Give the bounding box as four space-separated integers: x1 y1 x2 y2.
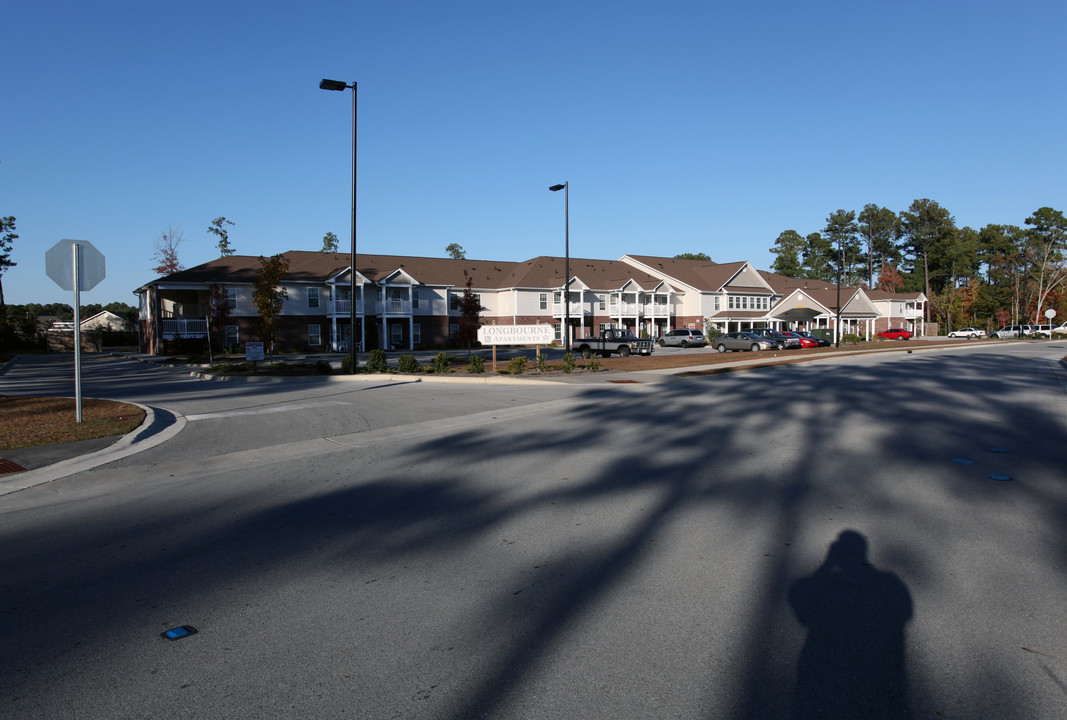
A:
728 296 736 310
598 294 607 311
390 324 403 347
539 292 548 310
610 295 618 307
714 296 721 311
412 288 420 310
413 323 421 344
553 291 561 304
449 322 460 339
308 324 321 346
307 287 320 309
599 322 616 334
224 325 238 348
226 288 237 310
554 322 562 341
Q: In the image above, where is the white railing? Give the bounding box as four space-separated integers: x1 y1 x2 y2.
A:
553 302 589 316
616 302 641 316
161 318 208 337
382 299 412 315
331 299 364 315
644 303 671 317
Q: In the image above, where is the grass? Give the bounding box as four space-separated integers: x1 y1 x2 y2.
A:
0 396 146 452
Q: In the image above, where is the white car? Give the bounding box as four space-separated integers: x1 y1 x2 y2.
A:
947 327 986 338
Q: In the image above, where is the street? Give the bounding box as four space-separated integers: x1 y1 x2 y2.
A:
2 344 1066 719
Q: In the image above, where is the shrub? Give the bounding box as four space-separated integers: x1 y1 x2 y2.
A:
366 349 388 373
468 356 485 374
432 352 452 374
842 333 863 345
315 360 333 375
340 355 354 374
586 358 601 372
535 352 548 373
560 352 576 374
507 356 527 375
397 354 419 373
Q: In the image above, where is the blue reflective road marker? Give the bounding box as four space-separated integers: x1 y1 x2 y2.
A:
161 625 198 641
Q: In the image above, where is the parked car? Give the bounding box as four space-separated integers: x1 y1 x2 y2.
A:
779 331 819 349
990 325 1029 339
795 330 832 347
714 332 780 352
658 328 708 348
877 328 913 340
750 328 801 349
947 327 986 339
1031 324 1056 338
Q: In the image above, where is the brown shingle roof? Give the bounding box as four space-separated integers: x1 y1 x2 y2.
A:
624 255 747 291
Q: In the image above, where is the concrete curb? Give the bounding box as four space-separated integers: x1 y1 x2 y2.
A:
0 403 187 497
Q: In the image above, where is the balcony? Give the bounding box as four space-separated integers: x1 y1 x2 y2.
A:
331 299 364 316
644 303 671 317
552 302 591 317
161 318 208 338
382 298 412 315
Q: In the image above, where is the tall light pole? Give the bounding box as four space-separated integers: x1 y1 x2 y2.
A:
319 78 358 373
549 182 570 351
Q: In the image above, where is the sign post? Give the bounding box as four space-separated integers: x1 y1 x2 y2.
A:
46 239 106 422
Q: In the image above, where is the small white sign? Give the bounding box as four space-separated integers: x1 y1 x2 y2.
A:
1045 308 1057 319
246 342 265 361
477 324 555 346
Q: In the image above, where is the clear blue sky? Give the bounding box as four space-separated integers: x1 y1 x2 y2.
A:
4 0 1064 306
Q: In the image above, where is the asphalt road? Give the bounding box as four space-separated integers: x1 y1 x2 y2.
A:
2 344 1066 719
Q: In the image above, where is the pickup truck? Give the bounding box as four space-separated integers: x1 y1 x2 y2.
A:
572 329 655 358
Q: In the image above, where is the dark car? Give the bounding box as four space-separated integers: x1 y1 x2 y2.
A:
714 332 780 352
658 328 708 348
750 328 801 349
794 330 831 347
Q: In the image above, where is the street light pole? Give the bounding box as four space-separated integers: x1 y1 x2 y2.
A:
835 236 843 348
319 78 358 373
549 182 570 352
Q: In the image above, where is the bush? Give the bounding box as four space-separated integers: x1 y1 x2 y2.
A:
468 355 485 374
842 333 863 345
397 354 419 373
340 355 354 374
366 349 388 373
586 358 601 372
507 356 527 375
560 352 576 374
432 352 452 374
315 359 333 375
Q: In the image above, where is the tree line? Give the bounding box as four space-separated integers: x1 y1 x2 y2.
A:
769 200 1067 331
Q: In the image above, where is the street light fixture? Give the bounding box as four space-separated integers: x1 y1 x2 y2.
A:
319 78 358 373
549 182 570 352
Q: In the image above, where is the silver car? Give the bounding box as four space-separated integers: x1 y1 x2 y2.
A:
658 329 708 348
714 331 780 352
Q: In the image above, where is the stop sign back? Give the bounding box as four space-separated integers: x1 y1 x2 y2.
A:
46 239 106 291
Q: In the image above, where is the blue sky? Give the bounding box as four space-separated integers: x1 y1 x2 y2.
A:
3 0 1064 306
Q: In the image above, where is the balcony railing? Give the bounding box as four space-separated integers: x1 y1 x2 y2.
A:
553 302 591 317
161 318 208 338
331 299 364 315
644 303 671 317
382 299 412 315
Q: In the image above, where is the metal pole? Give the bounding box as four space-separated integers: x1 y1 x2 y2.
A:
564 181 570 352
72 243 83 423
349 82 358 374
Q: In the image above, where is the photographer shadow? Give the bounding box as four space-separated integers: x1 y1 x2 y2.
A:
788 530 913 719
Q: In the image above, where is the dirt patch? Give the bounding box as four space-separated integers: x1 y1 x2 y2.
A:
0 396 146 451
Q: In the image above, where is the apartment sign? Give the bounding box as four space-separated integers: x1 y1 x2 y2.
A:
478 324 555 346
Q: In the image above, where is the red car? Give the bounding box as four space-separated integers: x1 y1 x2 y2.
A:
877 328 913 340
780 331 819 348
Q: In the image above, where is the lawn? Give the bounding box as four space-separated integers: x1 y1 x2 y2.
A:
0 396 146 451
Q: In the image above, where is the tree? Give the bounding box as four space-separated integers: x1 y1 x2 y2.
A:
1023 207 1067 323
877 262 904 293
322 231 339 253
857 205 899 287
770 230 804 277
802 232 834 282
208 217 235 257
445 243 467 260
152 225 185 276
823 210 862 286
0 216 18 325
252 254 290 353
674 252 711 261
209 283 233 348
899 199 957 301
455 270 482 356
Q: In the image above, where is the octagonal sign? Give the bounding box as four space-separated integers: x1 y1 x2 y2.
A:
46 239 106 291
